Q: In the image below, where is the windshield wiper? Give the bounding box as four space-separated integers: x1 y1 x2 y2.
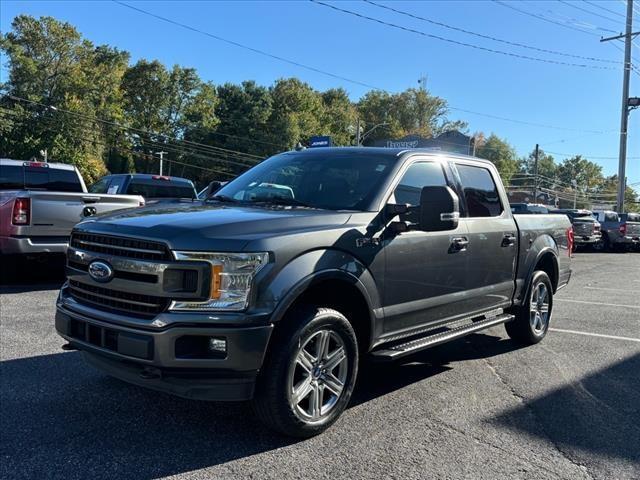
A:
209 194 239 203
250 197 315 208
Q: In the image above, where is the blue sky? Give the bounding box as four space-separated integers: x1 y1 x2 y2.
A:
1 0 638 184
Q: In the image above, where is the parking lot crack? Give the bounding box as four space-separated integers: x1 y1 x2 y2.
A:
429 415 582 480
483 358 595 480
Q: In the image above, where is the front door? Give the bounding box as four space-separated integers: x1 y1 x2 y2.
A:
382 160 469 334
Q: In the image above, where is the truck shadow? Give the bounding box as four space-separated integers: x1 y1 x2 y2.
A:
0 254 66 291
1 332 517 479
488 352 640 471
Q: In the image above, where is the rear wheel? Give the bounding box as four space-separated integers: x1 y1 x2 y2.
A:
505 271 553 345
252 306 358 438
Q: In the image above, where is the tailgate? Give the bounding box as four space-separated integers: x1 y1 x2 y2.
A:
572 220 594 236
27 192 142 236
626 222 640 237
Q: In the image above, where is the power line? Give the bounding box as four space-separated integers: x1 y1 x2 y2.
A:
493 0 602 36
109 1 620 134
312 1 617 69
557 0 624 25
0 111 240 178
545 149 640 159
363 0 620 64
582 0 626 19
5 95 264 162
529 2 618 34
112 0 380 91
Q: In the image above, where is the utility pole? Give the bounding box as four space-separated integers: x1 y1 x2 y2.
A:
600 0 637 213
355 118 361 146
533 144 539 203
156 151 167 176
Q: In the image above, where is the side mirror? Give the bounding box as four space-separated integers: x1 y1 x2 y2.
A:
417 185 460 231
205 181 224 198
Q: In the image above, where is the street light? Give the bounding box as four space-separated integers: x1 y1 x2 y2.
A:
357 122 390 146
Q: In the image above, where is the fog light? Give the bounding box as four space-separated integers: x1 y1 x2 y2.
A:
208 337 227 353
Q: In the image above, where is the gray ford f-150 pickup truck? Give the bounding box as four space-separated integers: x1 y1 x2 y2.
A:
55 148 571 437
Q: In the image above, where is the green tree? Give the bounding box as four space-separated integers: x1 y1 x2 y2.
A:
267 78 324 149
556 155 604 191
357 88 465 144
595 175 638 212
1 15 129 182
518 148 556 179
121 60 218 175
200 80 276 157
475 134 519 184
319 88 357 147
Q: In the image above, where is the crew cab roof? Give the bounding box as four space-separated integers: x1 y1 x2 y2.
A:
107 173 193 184
282 147 490 165
0 158 77 171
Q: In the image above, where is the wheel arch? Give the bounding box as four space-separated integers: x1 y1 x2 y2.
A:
271 271 376 353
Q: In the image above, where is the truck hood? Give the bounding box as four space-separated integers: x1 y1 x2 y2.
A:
73 202 353 251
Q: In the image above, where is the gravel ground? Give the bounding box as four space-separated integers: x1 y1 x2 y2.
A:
1 252 639 479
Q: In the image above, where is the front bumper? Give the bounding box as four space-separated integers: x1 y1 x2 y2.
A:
55 303 273 401
0 235 69 255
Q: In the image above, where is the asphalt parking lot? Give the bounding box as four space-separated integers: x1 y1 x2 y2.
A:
1 252 639 480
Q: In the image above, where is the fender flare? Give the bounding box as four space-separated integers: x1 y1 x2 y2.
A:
257 249 380 344
524 246 559 297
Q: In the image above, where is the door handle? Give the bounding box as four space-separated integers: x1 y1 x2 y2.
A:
502 233 516 247
450 236 469 252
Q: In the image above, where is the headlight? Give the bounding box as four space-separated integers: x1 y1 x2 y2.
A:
169 252 269 311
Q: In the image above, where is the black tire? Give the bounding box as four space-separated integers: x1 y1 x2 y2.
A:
505 271 553 345
600 234 611 252
252 306 358 438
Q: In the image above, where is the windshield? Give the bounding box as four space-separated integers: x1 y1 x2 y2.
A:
214 152 397 210
126 179 195 199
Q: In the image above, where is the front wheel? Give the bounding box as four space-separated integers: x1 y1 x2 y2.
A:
252 307 358 438
505 271 553 345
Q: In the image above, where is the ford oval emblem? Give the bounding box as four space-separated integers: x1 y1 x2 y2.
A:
88 260 114 283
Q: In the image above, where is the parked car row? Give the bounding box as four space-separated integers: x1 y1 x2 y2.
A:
509 202 640 252
0 159 197 259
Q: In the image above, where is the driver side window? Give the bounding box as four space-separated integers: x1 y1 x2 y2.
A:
392 161 448 222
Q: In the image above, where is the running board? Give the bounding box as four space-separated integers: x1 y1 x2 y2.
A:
370 313 514 361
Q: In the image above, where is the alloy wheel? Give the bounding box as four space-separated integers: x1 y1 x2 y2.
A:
287 329 349 423
529 282 550 335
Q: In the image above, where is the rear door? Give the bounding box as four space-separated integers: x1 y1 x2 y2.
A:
452 161 517 313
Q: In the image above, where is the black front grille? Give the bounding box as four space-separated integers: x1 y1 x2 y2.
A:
68 280 169 318
70 232 172 261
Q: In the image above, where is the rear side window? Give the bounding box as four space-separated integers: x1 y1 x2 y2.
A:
456 164 503 217
127 180 195 199
0 165 24 189
0 164 83 192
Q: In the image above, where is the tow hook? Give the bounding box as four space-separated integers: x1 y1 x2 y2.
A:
61 343 77 351
139 367 161 380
